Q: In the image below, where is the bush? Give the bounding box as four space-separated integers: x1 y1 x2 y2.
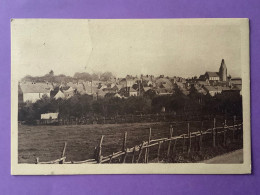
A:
18 89 242 123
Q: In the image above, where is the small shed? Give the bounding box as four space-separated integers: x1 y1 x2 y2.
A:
41 113 59 120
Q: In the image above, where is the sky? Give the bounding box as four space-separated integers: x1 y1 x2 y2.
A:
11 19 241 80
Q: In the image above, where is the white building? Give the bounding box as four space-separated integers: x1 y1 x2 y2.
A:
41 112 59 120
19 82 53 103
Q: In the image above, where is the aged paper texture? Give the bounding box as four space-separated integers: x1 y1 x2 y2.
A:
11 19 251 175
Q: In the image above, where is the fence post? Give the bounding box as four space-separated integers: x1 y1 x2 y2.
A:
212 118 216 148
199 130 203 151
167 125 173 159
194 133 198 151
61 142 67 158
223 120 226 146
172 139 177 156
233 115 236 141
136 142 145 163
97 135 104 163
145 128 152 163
187 123 191 154
109 152 114 164
35 157 39 164
157 141 162 163
216 127 219 146
199 121 203 151
60 142 67 164
132 147 136 163
121 132 127 163
188 131 192 154
182 135 185 153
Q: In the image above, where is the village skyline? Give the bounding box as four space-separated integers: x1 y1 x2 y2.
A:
19 60 240 83
17 57 241 81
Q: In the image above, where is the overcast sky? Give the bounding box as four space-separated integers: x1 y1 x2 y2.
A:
12 19 241 80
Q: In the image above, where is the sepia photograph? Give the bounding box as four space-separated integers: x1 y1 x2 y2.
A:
11 19 251 175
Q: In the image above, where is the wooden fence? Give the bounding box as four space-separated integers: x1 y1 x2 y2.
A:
35 116 243 164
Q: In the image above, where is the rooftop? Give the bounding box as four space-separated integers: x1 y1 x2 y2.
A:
205 72 219 77
19 82 53 93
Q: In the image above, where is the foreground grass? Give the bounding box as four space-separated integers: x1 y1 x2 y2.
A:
18 119 241 164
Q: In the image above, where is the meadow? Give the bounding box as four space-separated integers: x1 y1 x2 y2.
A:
18 118 240 164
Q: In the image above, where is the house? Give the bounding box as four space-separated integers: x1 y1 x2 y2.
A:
91 80 101 87
147 80 153 87
155 77 172 87
103 87 117 94
129 87 138 96
63 87 75 99
114 93 123 98
230 77 242 88
195 85 207 95
141 74 154 81
143 87 151 92
82 81 99 95
111 85 119 93
222 85 242 96
67 82 86 95
19 82 53 103
197 80 209 87
126 78 135 87
119 78 136 88
203 86 231 96
205 72 220 81
230 77 242 85
54 90 65 99
96 89 108 99
175 81 185 89
115 84 123 91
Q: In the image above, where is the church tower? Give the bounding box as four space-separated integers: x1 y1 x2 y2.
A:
219 59 227 81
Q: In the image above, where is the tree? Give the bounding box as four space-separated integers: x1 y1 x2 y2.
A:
49 70 54 76
100 72 113 81
21 75 33 82
144 89 157 99
91 73 100 81
74 72 92 81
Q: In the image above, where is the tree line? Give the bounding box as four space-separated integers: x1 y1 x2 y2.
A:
21 70 115 83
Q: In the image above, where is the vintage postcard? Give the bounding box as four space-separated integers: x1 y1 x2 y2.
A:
11 19 251 175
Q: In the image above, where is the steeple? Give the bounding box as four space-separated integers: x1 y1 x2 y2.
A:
219 59 227 81
220 59 226 70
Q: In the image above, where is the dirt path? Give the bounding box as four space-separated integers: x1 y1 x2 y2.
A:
203 149 243 164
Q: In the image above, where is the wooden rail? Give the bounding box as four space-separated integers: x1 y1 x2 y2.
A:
35 116 243 164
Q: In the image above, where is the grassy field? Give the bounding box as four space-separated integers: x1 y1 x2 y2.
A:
18 119 240 164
